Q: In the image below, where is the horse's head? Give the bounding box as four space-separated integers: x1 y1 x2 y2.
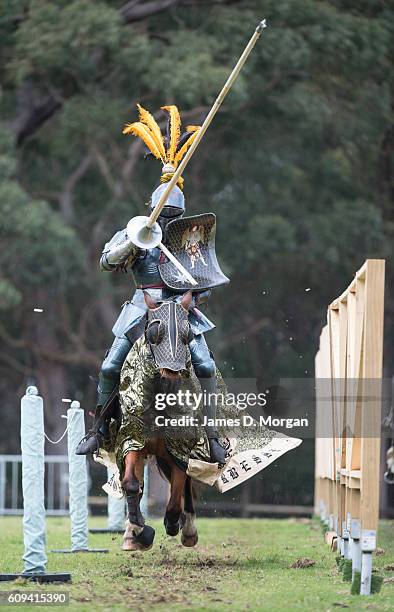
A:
144 291 193 380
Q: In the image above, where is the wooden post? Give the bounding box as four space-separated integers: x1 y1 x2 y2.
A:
359 260 385 594
314 260 385 595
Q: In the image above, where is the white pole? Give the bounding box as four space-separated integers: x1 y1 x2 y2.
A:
21 386 47 575
337 535 343 556
67 401 89 551
140 464 149 517
348 537 353 560
51 401 108 554
360 552 373 595
107 467 126 531
360 529 377 595
342 520 350 559
352 539 362 581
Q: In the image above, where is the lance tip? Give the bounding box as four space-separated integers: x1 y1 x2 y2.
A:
256 19 267 33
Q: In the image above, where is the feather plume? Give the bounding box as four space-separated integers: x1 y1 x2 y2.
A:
174 128 200 166
122 122 163 161
137 104 166 161
165 117 171 155
177 130 193 151
161 105 181 163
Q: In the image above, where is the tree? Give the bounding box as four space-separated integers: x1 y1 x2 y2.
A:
0 0 392 472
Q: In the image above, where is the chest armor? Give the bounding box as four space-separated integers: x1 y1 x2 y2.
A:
131 247 163 286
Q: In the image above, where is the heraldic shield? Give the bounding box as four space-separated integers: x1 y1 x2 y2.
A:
159 213 230 291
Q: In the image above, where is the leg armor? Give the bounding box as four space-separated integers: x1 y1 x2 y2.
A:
76 336 132 455
189 334 226 466
97 336 133 410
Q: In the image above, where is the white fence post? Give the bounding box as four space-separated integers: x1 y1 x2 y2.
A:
140 464 149 517
107 467 126 531
0 387 71 583
67 401 89 551
21 386 47 575
51 400 108 555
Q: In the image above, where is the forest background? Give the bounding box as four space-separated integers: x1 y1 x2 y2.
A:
0 0 392 507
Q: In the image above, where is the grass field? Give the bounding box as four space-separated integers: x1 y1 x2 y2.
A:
0 517 393 611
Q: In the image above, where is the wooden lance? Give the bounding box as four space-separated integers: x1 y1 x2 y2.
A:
126 20 268 285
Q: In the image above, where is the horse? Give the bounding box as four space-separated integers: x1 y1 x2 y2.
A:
114 290 303 551
120 290 202 551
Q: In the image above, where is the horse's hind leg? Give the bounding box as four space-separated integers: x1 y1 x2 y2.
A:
122 450 155 551
164 465 187 536
181 476 198 547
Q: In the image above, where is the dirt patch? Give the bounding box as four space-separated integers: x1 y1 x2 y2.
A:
290 557 316 569
196 557 215 568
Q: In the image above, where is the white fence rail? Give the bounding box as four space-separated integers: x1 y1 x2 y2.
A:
0 454 69 516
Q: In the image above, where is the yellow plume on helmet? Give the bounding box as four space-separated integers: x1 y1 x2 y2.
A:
122 122 164 161
160 105 181 164
122 104 201 171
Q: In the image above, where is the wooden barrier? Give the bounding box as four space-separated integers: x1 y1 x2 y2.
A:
314 259 385 595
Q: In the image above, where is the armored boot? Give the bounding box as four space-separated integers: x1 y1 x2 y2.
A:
199 378 227 466
75 377 118 456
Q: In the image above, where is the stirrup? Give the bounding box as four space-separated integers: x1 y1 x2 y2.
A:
75 430 103 456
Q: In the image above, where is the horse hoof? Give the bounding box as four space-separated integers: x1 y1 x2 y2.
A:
165 523 180 536
164 517 180 537
122 538 153 552
134 525 155 547
181 532 198 547
122 525 155 551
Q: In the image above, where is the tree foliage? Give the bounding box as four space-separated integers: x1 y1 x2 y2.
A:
0 0 392 471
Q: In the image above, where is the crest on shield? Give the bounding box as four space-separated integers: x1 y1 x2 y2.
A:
182 224 208 269
158 213 230 291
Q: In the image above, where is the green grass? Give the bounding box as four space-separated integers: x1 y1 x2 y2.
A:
0 517 393 611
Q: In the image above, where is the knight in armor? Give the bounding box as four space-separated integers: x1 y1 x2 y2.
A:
76 104 229 465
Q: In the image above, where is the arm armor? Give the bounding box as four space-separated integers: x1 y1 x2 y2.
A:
195 289 212 306
100 228 139 271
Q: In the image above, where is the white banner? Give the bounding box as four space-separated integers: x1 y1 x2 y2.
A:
215 436 302 492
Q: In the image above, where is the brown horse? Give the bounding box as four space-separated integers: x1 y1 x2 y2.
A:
121 291 199 551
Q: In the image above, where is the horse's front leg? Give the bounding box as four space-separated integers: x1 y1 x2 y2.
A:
181 476 198 547
122 450 155 551
164 464 187 536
